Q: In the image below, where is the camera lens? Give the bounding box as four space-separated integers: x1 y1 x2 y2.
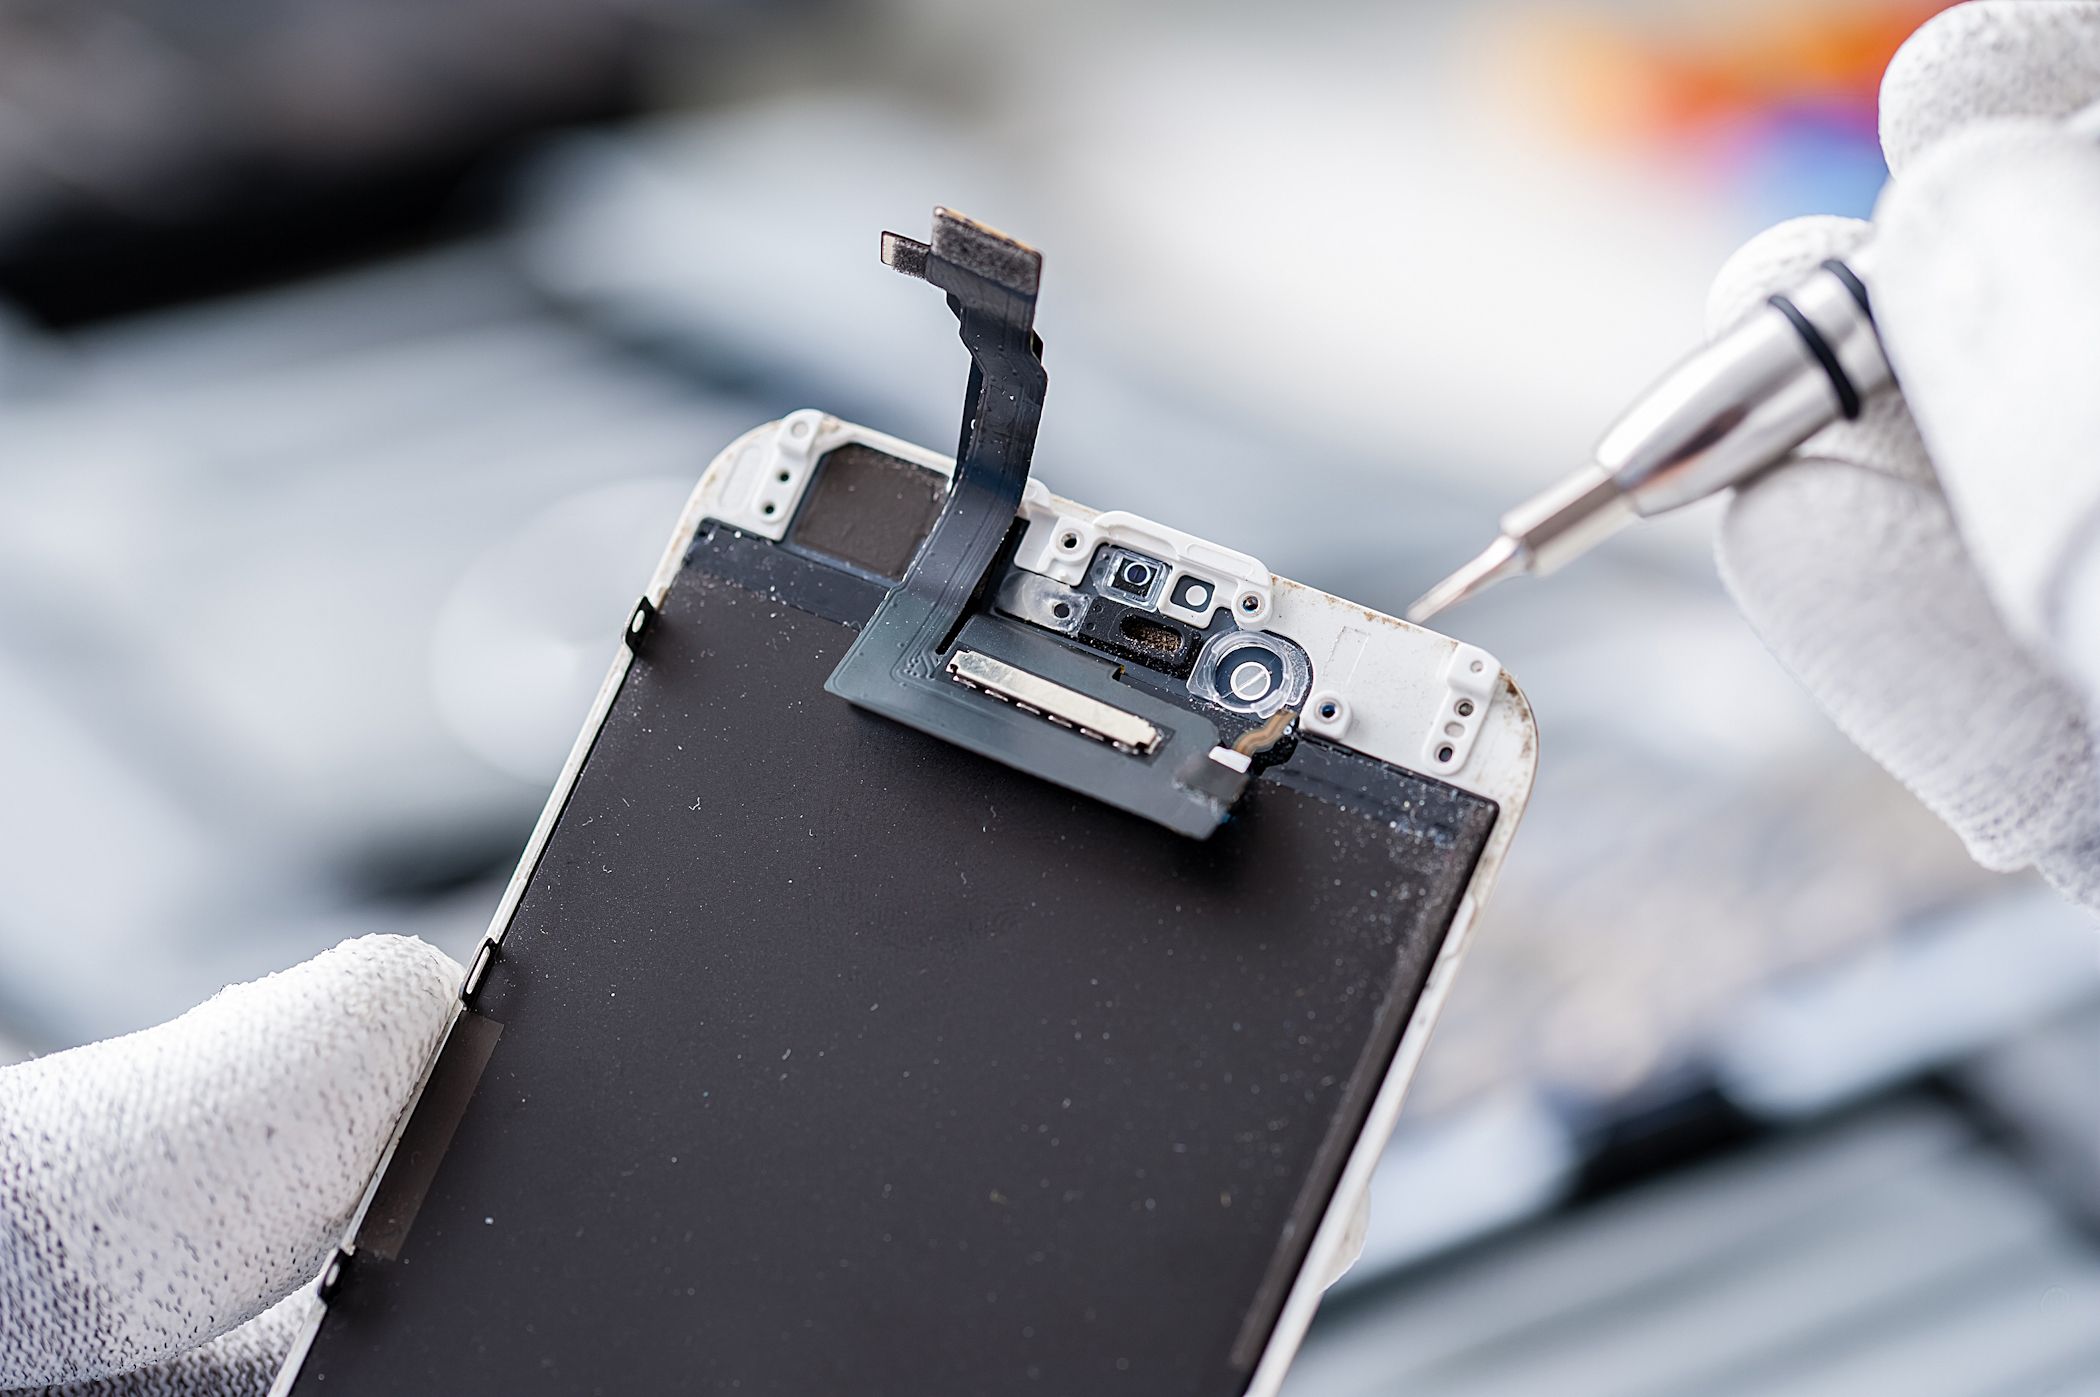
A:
1117 560 1153 591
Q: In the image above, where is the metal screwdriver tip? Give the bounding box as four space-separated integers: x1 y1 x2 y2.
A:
1405 535 1525 626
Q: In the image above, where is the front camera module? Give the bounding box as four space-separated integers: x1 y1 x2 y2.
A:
1187 629 1312 719
1089 545 1170 610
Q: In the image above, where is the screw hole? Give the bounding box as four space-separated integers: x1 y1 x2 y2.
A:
1436 744 1455 763
1455 699 1474 717
1239 595 1260 613
1469 659 1485 673
1060 532 1081 551
777 469 792 483
1317 701 1339 721
1051 601 1072 620
760 502 777 517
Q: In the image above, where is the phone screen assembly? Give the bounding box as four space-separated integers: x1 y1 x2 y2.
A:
271 212 1536 1397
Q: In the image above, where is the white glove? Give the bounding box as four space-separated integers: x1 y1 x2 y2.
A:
1711 0 2100 909
1 936 459 1395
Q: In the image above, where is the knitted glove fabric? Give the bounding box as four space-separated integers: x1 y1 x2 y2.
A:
1711 0 2100 907
1 936 459 1394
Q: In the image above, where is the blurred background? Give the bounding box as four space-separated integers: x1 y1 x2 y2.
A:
2 0 2096 1390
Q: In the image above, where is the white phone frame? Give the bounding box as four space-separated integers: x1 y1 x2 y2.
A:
270 412 1538 1397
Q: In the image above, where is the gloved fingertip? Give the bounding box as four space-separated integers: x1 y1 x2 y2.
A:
23 1294 316 1397
0 934 463 1386
1880 0 2100 177
1872 119 2100 281
1720 461 2100 881
1868 120 2100 655
308 933 466 1017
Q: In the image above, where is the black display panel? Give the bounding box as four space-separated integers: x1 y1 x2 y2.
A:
289 522 1499 1396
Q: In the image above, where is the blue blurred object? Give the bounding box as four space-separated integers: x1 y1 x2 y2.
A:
1717 99 1893 229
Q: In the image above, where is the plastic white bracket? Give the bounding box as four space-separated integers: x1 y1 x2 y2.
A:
1010 482 1275 627
709 408 830 540
1422 643 1498 776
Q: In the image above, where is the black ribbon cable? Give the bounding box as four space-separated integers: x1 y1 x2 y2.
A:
828 209 1048 692
826 209 1252 838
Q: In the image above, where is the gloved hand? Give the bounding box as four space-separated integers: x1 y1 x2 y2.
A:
0 936 459 1395
1711 0 2100 909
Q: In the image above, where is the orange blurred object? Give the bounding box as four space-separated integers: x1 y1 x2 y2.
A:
1487 1 1953 147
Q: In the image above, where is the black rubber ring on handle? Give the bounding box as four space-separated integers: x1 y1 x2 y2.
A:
1820 257 1874 320
1768 291 1863 421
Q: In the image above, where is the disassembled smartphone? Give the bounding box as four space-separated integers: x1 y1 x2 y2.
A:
271 210 1536 1397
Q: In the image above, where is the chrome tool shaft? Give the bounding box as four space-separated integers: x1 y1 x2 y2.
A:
1405 94 2100 627
1407 252 1886 624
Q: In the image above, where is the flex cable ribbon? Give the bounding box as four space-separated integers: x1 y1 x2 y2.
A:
826 208 1047 694
826 209 1261 838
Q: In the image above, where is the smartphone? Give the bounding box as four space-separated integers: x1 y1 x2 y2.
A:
270 219 1536 1397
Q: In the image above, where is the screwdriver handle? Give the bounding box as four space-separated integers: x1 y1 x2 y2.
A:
1531 93 2100 555
1413 96 2100 623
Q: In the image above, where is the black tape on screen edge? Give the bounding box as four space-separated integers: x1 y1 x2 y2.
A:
354 1010 504 1261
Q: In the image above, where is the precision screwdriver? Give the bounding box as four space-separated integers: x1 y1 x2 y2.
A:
1406 96 2100 626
